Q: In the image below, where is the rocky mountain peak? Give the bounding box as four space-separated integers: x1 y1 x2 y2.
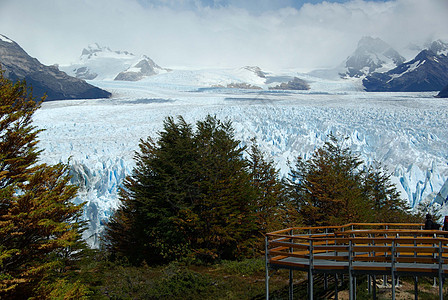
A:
80 43 134 61
429 40 448 56
363 39 448 92
0 34 111 100
62 44 165 81
0 34 14 44
342 36 405 78
242 66 266 78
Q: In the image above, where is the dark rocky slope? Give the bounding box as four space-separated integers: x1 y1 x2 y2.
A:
363 40 448 92
436 84 448 98
0 34 111 101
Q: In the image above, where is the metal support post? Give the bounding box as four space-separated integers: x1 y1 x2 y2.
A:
349 240 353 300
308 239 314 300
414 276 418 300
373 275 377 300
289 270 293 300
335 274 338 300
265 235 270 300
391 240 396 300
439 241 443 300
289 230 294 300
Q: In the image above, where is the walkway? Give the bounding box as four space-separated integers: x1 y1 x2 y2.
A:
265 223 448 300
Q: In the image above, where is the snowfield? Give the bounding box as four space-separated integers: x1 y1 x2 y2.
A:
32 72 448 247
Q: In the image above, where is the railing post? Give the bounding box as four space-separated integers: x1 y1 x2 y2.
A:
373 275 377 300
349 239 353 300
368 233 372 294
414 276 418 300
265 235 269 300
335 274 339 300
391 240 396 300
439 240 443 300
289 229 294 300
309 239 314 300
382 229 388 287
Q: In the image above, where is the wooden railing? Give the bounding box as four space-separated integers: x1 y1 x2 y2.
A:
265 223 448 299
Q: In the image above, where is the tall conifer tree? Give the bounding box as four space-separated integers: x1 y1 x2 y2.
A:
105 116 258 264
248 141 299 234
0 71 87 299
288 135 413 226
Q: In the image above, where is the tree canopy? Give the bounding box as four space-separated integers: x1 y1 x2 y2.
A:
287 134 413 226
105 116 259 264
0 71 88 299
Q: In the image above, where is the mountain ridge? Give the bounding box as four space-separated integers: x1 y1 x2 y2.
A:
0 34 111 101
61 44 168 81
363 40 448 92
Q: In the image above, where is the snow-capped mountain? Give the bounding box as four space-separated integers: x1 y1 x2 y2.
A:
363 40 448 92
60 43 167 81
340 36 405 78
0 34 111 100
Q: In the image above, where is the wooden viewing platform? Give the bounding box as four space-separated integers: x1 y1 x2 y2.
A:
265 223 448 300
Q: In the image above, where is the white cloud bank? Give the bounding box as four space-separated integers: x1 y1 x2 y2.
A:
0 0 447 70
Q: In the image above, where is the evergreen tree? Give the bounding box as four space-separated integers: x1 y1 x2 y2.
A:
288 135 413 226
192 116 257 261
288 135 367 226
105 116 258 264
0 71 88 298
363 163 411 222
247 140 299 234
106 117 196 264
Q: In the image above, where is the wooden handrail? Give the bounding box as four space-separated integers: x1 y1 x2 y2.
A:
267 223 448 275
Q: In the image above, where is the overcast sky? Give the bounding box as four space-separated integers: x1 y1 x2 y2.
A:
0 0 447 70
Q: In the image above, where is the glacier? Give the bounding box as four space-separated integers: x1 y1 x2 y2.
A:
32 72 448 248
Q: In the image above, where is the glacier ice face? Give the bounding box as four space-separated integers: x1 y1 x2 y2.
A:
32 75 448 248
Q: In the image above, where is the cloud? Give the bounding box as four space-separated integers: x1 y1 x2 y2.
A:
0 0 447 70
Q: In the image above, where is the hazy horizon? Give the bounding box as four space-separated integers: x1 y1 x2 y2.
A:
1 0 447 71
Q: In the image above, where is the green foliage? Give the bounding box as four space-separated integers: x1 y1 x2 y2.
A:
248 140 300 234
363 163 413 222
215 258 265 276
149 265 212 299
288 134 414 226
105 115 260 265
0 71 87 298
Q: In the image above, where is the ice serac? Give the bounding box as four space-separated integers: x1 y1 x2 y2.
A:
61 44 167 81
0 34 111 101
341 36 405 78
363 40 448 92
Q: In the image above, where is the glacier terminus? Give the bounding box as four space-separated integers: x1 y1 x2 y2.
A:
32 71 448 248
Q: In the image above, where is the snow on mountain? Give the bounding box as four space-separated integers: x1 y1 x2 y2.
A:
340 36 405 78
0 35 111 101
60 43 167 81
308 36 404 81
32 76 448 248
363 40 448 92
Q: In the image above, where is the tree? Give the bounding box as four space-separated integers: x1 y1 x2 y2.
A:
288 134 413 226
363 163 412 222
106 117 197 264
105 116 258 265
247 140 299 234
0 71 88 299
